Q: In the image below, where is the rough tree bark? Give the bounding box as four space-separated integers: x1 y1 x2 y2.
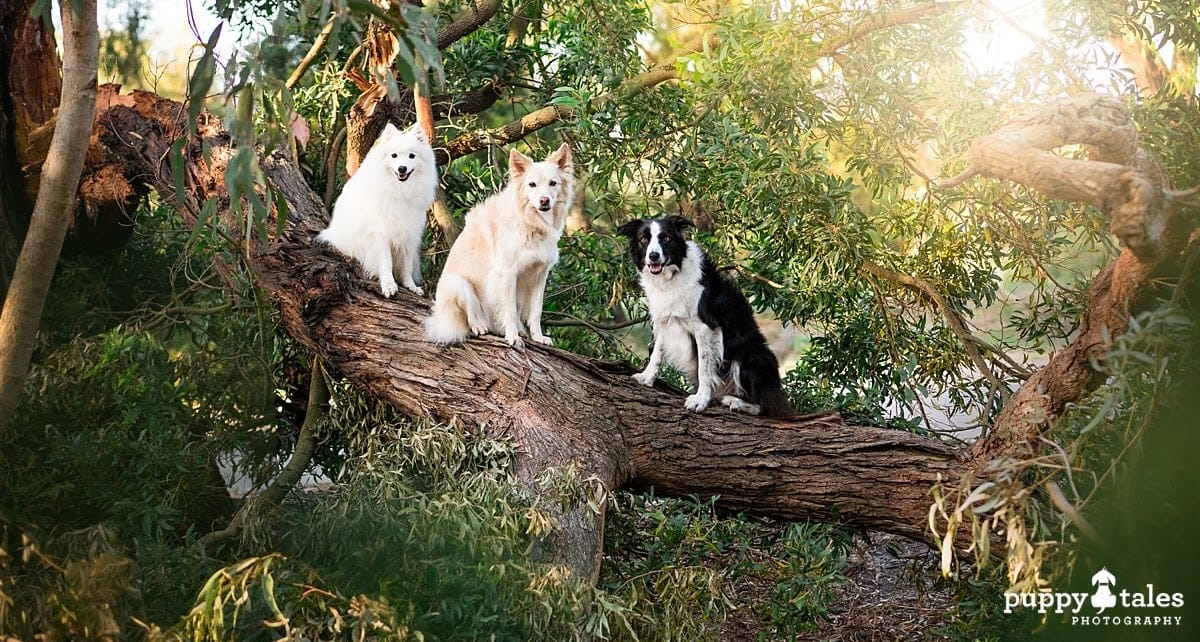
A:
0 0 98 437
0 0 144 287
0 0 60 297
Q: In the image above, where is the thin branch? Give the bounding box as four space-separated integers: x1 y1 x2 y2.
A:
286 7 339 90
860 260 1008 403
200 360 329 551
1046 480 1102 545
817 1 966 57
544 312 648 331
439 65 678 162
323 124 346 210
932 167 978 190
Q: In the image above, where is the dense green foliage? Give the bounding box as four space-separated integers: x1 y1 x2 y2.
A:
4 0 1199 639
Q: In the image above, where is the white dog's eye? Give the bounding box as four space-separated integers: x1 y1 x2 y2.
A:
549 180 557 186
528 182 537 188
408 153 415 159
391 153 398 158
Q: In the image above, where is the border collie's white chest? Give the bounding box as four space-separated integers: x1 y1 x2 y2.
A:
639 241 704 323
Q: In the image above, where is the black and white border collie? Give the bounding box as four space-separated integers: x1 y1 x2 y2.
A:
617 216 795 418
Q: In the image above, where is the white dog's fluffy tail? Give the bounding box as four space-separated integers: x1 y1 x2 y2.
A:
425 274 480 344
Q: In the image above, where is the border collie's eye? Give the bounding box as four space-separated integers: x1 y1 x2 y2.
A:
408 153 415 159
549 180 557 187
528 182 537 188
390 153 398 158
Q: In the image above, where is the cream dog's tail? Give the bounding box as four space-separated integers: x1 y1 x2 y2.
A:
424 274 479 344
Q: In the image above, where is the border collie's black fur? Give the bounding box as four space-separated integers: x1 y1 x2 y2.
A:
617 216 794 418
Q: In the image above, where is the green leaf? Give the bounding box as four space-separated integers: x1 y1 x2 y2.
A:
187 24 224 135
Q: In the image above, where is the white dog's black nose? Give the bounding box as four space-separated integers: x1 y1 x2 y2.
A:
539 196 550 209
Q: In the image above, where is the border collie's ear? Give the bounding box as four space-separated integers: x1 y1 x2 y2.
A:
663 215 695 231
616 219 644 238
509 148 532 176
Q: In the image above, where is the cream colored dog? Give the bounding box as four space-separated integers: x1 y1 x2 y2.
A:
425 144 574 348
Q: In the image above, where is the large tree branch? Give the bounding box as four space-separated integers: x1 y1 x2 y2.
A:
437 0 503 50
940 95 1184 260
938 94 1194 459
95 91 968 580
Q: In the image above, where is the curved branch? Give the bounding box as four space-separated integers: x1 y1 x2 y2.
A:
200 360 329 551
942 94 1179 260
817 1 967 57
860 260 1008 402
961 95 1194 460
431 81 503 119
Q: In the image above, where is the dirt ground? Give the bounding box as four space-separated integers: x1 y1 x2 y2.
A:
720 532 956 641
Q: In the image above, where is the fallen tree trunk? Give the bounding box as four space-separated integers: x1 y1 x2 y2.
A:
92 88 1194 582
96 90 967 579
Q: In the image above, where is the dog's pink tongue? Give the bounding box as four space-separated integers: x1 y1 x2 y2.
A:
649 264 663 274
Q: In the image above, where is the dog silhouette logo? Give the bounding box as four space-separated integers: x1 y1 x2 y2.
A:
1091 567 1117 613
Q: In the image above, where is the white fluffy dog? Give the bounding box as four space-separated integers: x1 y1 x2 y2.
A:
317 122 437 297
425 144 574 348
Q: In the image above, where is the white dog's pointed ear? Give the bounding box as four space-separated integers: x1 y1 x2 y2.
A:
509 148 532 176
548 143 573 170
406 122 428 142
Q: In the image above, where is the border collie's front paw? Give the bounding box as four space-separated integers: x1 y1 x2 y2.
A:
684 394 710 412
505 333 525 349
531 334 553 346
632 371 656 387
471 324 488 336
405 284 425 296
380 281 399 298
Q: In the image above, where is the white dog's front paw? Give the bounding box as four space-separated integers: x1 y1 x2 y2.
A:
405 284 425 296
684 394 711 412
632 371 656 387
470 324 488 336
380 280 399 298
505 333 525 349
531 334 553 346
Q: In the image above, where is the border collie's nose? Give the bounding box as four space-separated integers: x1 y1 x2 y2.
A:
648 251 661 262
